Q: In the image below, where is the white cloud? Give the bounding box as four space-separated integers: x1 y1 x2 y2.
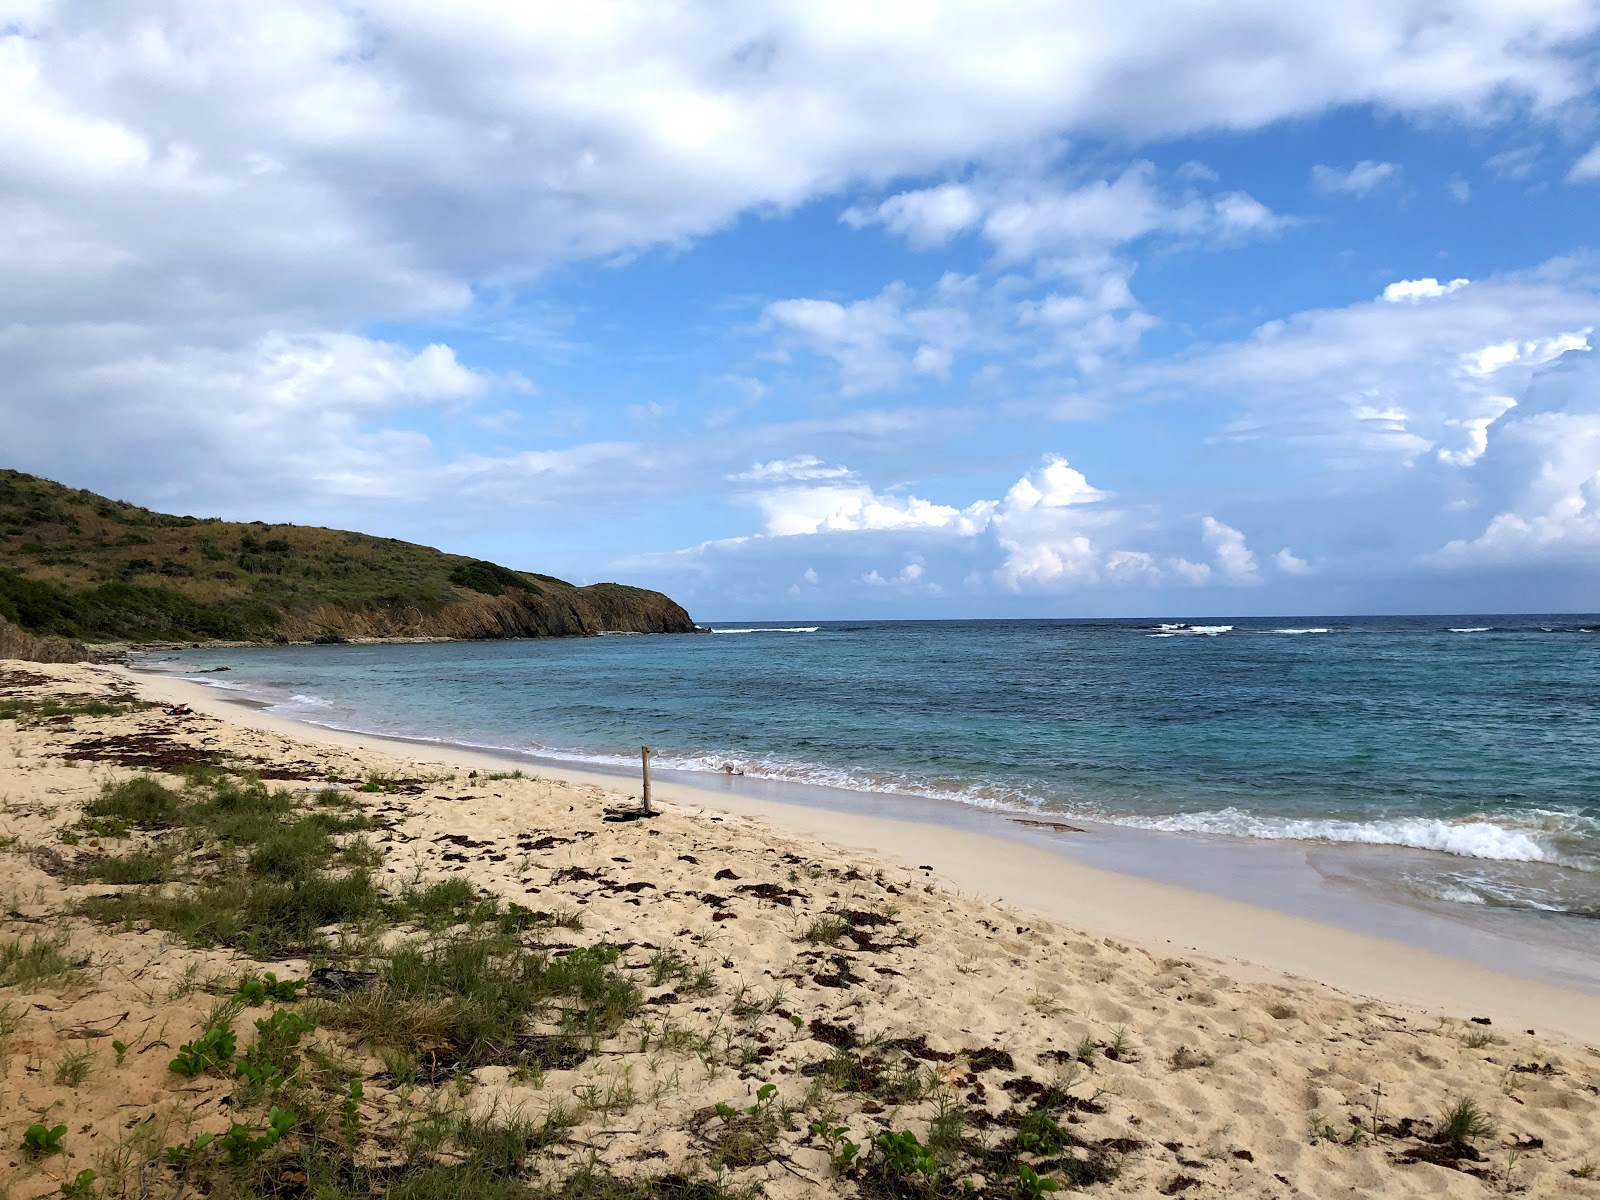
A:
851 162 1287 265
6 1 1600 520
1431 348 1600 564
761 282 982 395
1463 330 1591 377
1569 143 1600 182
841 183 983 248
1273 548 1312 575
731 456 853 483
1095 260 1600 471
1311 160 1402 196
1200 516 1261 583
710 451 1280 594
1486 146 1540 180
1381 277 1470 303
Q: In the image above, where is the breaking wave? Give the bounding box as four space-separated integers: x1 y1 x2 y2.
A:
1110 807 1598 869
709 626 820 634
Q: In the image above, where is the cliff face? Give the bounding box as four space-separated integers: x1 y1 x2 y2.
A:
0 469 698 644
271 586 696 641
0 615 88 662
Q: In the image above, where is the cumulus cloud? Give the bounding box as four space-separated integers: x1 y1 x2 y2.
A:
1382 277 1470 303
707 452 1280 595
1274 548 1312 575
1311 160 1402 195
761 280 983 395
1200 517 1261 583
1431 348 1600 564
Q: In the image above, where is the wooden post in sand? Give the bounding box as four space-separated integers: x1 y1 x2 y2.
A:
640 745 653 815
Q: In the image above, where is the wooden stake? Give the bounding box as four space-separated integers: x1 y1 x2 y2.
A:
640 745 652 815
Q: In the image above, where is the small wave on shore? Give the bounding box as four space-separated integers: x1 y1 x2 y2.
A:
1112 807 1598 870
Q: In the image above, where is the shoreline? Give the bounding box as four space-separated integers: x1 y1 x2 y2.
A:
7 657 1600 1197
122 664 1600 1042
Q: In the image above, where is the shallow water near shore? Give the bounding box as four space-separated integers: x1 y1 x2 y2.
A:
143 614 1600 986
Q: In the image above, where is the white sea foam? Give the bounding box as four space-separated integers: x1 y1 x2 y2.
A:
1150 624 1232 637
286 693 334 709
710 626 820 634
1449 627 1491 633
1270 628 1329 634
1112 807 1591 867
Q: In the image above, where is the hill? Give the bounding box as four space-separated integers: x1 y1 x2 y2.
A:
0 469 698 646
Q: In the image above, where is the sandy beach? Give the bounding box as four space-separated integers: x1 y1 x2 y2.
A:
4 660 1599 1198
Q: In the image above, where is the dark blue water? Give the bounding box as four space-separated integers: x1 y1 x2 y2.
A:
149 615 1600 918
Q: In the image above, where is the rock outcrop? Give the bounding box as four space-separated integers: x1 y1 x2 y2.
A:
0 615 88 662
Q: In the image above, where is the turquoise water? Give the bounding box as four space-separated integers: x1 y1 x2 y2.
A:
150 615 1600 920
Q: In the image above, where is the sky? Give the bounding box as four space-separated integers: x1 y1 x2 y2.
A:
4 3 1600 620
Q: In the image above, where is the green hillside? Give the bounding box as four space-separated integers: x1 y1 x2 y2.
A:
0 469 697 644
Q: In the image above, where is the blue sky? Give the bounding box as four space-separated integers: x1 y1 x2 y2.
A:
5 3 1600 619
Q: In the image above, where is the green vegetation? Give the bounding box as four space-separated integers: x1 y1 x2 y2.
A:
80 775 381 957
0 934 77 989
0 693 150 723
20 1123 67 1159
0 468 694 642
1437 1097 1494 1147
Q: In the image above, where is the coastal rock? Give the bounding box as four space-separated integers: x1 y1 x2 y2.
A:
0 615 88 662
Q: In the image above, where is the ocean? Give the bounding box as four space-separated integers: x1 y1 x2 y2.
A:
144 615 1600 962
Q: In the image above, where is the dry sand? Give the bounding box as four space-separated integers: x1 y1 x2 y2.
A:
3 660 1599 1198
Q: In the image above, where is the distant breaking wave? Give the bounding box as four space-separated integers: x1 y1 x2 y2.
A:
709 626 820 634
1148 623 1232 638
1111 807 1598 870
1449 627 1492 633
1270 628 1329 635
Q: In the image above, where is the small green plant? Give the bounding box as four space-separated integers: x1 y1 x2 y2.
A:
164 1131 217 1168
217 1107 297 1165
170 1022 237 1078
59 1169 97 1198
1105 1026 1137 1062
111 1039 128 1066
707 1082 787 1167
1018 1108 1071 1156
811 1121 861 1174
1074 1034 1099 1065
21 1123 68 1159
53 1047 93 1087
873 1129 940 1189
1017 1163 1061 1198
235 971 305 1004
802 915 851 945
1437 1097 1493 1147
342 1079 364 1142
